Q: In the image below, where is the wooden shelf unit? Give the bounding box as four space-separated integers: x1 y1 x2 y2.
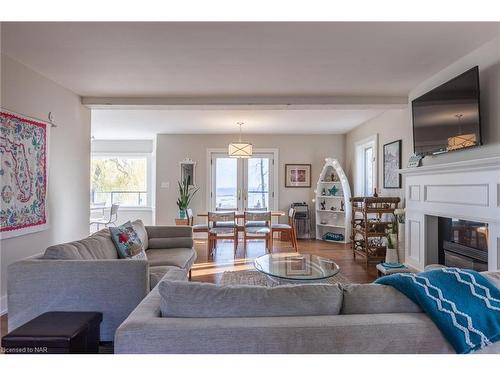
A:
350 197 400 264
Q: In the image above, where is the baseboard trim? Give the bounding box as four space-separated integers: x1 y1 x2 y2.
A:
0 294 7 316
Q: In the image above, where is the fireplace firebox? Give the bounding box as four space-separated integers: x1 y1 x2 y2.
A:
438 217 488 271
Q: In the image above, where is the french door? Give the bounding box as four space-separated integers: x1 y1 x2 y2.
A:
209 151 276 211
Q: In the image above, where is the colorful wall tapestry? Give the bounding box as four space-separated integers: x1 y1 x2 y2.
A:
0 112 48 238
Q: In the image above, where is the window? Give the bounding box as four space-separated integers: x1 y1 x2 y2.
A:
355 135 378 196
91 155 149 207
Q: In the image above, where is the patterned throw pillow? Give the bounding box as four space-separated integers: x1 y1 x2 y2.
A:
109 221 148 260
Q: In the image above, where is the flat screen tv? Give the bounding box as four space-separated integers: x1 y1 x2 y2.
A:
412 66 481 156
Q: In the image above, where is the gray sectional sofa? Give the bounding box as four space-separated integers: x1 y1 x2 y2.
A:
114 270 500 354
7 220 196 341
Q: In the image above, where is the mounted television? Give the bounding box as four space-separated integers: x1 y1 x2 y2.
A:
412 66 482 156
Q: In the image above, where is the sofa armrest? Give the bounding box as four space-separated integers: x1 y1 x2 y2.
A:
145 225 193 249
7 258 149 341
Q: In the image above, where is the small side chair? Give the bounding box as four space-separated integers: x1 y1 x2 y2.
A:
186 208 208 233
208 211 238 256
244 211 272 253
90 203 120 231
271 207 298 251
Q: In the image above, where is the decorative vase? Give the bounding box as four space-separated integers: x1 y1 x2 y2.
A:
385 233 399 263
178 210 186 219
398 223 405 263
385 247 399 264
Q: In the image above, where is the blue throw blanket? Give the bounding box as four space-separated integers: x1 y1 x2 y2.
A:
376 267 500 353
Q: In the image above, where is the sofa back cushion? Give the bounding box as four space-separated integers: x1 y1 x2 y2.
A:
43 229 118 260
146 226 193 249
341 284 421 314
159 280 343 318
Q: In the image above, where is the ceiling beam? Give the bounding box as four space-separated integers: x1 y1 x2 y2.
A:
81 95 408 110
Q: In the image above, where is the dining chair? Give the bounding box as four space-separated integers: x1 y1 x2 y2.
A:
208 211 238 256
271 207 298 251
186 208 208 233
243 211 272 253
90 203 120 230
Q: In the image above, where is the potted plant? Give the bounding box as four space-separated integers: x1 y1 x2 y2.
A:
385 219 399 264
176 178 199 220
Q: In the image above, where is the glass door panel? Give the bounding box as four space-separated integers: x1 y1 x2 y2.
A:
214 157 238 210
245 157 270 210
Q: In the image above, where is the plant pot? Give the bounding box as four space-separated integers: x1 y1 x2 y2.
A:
385 246 399 264
398 223 405 263
178 210 187 219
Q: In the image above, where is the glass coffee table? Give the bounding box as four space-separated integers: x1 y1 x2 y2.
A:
254 252 340 283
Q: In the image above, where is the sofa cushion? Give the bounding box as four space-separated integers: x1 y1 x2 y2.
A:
146 248 196 269
341 283 421 315
43 229 118 260
132 220 148 250
159 280 343 318
149 266 188 289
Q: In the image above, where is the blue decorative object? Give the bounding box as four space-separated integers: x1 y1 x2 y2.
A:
376 268 500 354
328 185 339 196
323 232 344 242
109 221 147 260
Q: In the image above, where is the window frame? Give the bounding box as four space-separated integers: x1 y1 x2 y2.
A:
354 134 378 197
90 152 152 209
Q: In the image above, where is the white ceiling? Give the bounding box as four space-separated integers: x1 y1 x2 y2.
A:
3 22 499 138
2 22 500 97
91 108 388 139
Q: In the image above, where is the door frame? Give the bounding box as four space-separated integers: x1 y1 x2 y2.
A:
206 148 279 211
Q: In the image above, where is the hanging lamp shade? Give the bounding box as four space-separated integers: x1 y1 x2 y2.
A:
228 122 253 158
228 142 253 158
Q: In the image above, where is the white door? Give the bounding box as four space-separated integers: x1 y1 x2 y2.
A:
210 152 275 211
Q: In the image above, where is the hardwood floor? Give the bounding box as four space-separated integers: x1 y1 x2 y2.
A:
0 238 377 342
191 237 378 284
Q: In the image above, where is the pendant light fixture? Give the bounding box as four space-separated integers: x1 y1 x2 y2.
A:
228 122 253 158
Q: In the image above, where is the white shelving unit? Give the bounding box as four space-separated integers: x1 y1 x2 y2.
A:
314 158 352 244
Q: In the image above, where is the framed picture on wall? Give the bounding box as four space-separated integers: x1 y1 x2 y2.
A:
180 158 196 186
285 164 311 188
383 140 402 189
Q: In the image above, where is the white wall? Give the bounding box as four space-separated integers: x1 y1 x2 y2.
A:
410 36 500 166
155 134 345 225
345 36 500 201
0 54 91 314
345 109 411 201
90 139 155 228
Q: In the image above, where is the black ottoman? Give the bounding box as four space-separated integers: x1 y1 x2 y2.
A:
2 312 103 354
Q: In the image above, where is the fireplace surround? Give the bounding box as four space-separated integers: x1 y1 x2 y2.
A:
399 156 500 271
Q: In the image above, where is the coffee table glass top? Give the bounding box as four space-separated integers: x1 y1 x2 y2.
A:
254 253 340 281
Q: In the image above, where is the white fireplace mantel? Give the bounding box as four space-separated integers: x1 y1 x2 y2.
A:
399 156 500 271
